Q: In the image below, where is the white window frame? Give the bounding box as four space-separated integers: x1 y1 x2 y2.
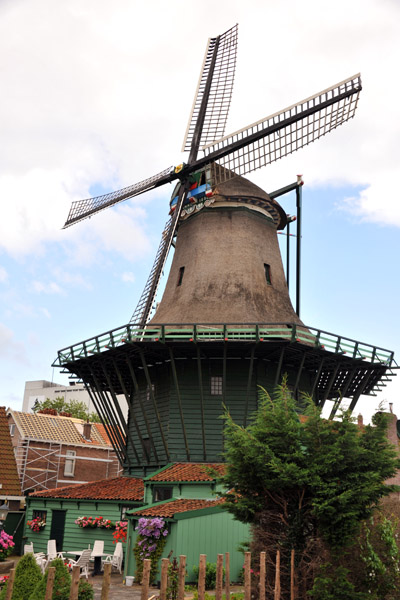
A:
64 450 76 476
210 376 223 396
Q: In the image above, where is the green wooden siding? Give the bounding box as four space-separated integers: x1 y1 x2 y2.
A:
144 483 216 504
175 511 249 582
25 498 139 562
126 510 249 582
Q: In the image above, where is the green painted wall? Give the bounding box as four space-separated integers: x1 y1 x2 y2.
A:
126 510 249 583
125 357 314 475
144 483 217 504
25 498 139 561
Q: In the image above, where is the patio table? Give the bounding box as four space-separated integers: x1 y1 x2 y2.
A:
66 550 107 576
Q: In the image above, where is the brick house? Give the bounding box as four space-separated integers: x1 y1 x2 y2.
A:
8 410 122 493
0 406 24 511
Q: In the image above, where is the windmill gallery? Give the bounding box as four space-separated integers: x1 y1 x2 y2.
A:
26 25 396 581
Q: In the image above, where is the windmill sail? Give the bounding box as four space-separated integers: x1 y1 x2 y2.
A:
182 24 238 153
200 74 362 185
129 185 188 326
63 166 176 229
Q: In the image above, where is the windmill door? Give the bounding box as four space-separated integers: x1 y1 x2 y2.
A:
50 510 66 552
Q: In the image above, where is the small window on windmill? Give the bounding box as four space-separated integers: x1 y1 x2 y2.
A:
264 263 272 285
210 376 223 396
142 437 151 460
146 384 155 402
177 266 185 286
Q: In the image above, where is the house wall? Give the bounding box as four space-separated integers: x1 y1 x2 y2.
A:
25 497 138 560
126 509 249 583
9 416 120 492
144 483 217 504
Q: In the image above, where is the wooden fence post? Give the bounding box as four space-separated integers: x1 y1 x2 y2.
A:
69 566 80 600
224 552 230 600
198 554 206 600
177 555 186 600
5 568 15 600
44 567 56 600
274 550 280 600
141 559 151 600
215 554 223 600
244 552 251 600
160 557 169 600
259 552 266 600
101 562 112 600
290 549 295 600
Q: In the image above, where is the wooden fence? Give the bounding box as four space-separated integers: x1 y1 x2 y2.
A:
3 551 291 600
142 550 293 600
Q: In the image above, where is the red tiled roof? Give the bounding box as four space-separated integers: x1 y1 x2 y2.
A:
29 476 144 501
148 463 225 482
0 406 22 497
131 497 225 518
93 423 113 445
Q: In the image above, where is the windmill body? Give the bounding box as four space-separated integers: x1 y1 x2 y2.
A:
151 175 300 325
55 25 396 477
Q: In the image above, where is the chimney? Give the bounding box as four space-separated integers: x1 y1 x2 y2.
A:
357 414 363 427
83 422 92 440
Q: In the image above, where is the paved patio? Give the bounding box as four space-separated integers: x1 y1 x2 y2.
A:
91 574 159 600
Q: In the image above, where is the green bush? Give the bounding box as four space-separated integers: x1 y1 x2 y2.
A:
78 580 94 600
29 558 71 600
0 553 43 600
192 562 224 589
308 565 369 600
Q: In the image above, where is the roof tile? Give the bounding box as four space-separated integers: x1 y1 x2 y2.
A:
148 463 225 482
0 407 22 496
131 497 225 518
29 476 144 501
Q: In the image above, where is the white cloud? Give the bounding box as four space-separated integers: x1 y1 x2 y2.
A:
0 322 28 363
51 268 93 291
0 267 8 283
121 272 135 283
40 308 51 319
0 0 399 267
31 281 64 295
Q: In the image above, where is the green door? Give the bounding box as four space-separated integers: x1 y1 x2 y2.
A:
50 510 66 552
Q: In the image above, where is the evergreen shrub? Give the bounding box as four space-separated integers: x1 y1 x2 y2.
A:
0 553 42 600
29 558 71 600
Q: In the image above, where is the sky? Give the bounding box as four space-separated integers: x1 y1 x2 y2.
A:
1 0 400 421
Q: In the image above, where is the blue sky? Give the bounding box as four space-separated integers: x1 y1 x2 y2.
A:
1 0 400 421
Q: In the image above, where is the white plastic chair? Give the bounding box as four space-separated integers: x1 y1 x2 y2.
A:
24 545 46 573
91 540 104 557
103 542 123 574
68 548 92 580
44 539 64 569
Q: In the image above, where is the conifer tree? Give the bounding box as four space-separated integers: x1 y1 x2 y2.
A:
216 378 400 598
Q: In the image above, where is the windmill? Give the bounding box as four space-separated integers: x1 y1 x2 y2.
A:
56 25 396 475
64 24 361 327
